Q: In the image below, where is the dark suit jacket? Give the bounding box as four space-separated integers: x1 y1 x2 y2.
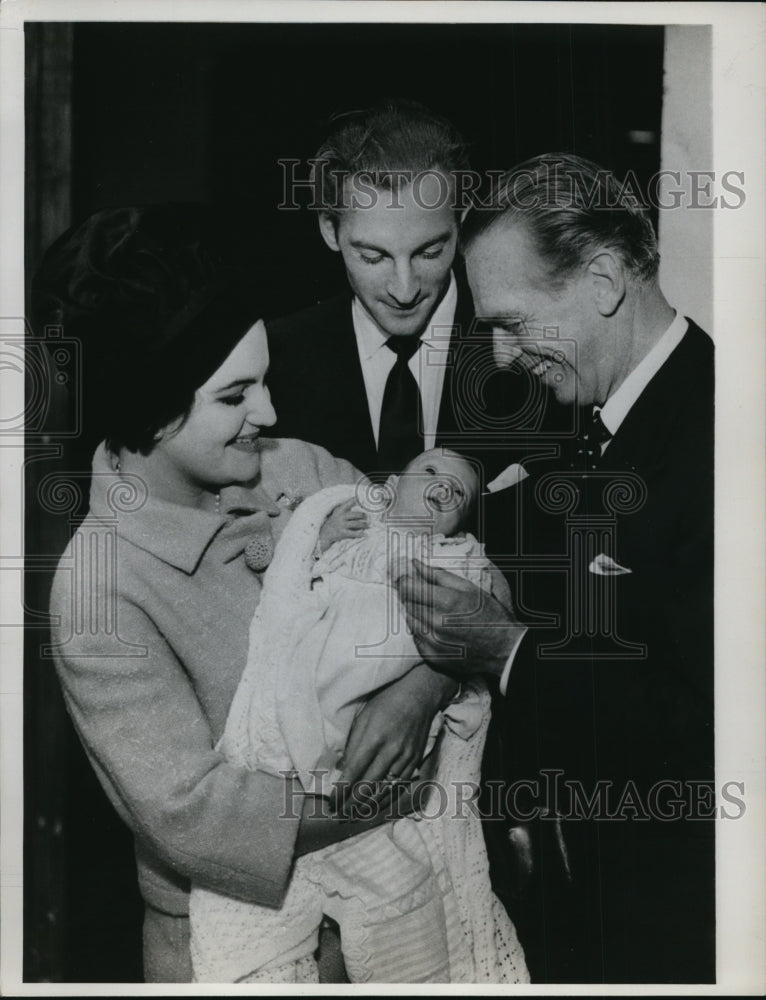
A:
482 321 715 983
266 275 562 481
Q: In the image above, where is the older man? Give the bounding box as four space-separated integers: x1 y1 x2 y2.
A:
398 154 714 983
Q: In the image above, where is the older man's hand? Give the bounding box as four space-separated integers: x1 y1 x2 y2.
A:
395 558 524 680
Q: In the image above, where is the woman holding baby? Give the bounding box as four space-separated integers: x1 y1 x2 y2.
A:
40 206 527 984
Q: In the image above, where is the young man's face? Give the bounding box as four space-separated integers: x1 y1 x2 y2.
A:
319 173 458 339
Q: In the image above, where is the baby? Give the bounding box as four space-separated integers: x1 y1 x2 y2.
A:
189 449 528 984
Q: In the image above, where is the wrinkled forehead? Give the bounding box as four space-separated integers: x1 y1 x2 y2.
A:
465 218 555 306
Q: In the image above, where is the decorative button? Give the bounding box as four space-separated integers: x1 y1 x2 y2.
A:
244 533 275 572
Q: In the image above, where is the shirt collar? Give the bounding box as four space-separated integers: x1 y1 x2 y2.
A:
88 443 281 573
598 312 689 436
352 271 457 360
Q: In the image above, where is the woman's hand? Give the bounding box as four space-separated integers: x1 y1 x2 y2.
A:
296 666 457 854
317 498 368 553
336 663 458 793
294 767 438 857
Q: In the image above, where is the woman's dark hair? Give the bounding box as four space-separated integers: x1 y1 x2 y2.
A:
32 204 262 455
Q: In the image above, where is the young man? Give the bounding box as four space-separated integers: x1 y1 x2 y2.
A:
266 100 533 479
264 105 555 981
397 154 715 984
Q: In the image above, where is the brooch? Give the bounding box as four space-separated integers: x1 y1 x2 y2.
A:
275 491 304 511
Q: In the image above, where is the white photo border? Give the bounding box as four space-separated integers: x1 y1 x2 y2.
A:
1 2 764 995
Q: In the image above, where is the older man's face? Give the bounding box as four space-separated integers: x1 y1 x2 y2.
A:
465 220 610 407
320 173 458 339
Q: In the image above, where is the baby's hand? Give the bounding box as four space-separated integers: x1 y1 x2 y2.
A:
318 498 368 553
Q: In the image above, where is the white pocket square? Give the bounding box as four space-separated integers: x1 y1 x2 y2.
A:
486 463 529 494
589 553 632 576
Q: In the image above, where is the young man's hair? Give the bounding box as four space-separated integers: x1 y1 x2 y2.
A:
312 99 471 219
461 152 660 284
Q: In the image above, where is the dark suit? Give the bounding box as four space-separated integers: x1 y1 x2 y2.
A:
266 277 560 481
482 321 715 983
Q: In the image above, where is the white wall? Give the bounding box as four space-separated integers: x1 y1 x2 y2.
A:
658 25 713 334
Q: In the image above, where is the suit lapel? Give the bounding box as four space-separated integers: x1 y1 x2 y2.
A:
487 323 713 563
436 272 474 441
314 296 378 470
603 322 712 476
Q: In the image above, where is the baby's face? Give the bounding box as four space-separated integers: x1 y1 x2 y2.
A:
388 450 477 536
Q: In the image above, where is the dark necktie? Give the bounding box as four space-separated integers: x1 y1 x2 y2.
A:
572 407 612 470
377 336 424 472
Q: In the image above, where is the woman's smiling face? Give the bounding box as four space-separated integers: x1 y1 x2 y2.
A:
152 320 277 497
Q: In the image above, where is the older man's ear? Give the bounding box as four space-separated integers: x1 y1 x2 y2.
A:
318 212 341 252
587 249 626 317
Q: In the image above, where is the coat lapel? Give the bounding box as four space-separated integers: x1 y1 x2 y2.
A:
309 296 378 472
435 271 474 441
603 321 713 477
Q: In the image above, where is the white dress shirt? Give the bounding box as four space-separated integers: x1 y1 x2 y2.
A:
352 272 458 450
499 311 690 695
